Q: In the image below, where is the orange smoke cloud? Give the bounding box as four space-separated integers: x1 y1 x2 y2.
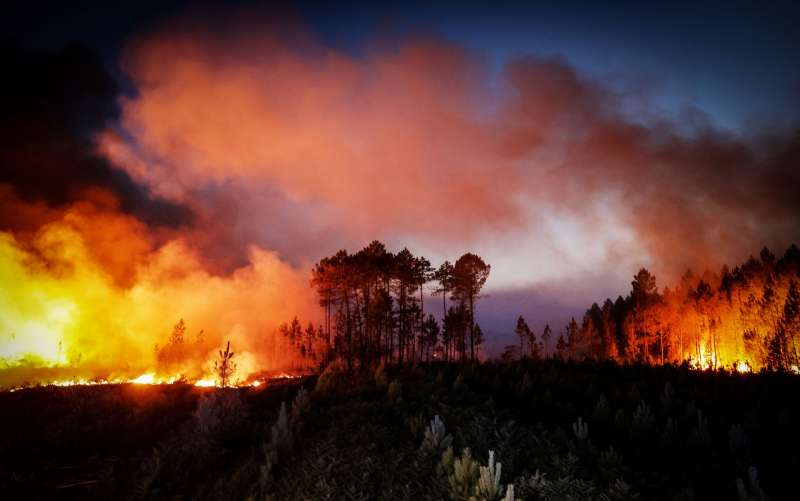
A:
104 26 522 241
104 15 800 285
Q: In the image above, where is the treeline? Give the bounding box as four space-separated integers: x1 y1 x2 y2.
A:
280 241 490 370
283 242 800 372
547 244 800 370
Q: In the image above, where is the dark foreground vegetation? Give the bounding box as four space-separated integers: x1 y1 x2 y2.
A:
1 360 798 500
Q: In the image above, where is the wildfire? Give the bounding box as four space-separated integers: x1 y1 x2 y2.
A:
5 372 289 392
131 373 156 384
0 195 321 390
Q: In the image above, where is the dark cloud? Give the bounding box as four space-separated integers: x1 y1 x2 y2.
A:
0 42 192 229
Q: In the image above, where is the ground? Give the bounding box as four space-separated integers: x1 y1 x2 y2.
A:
1 361 798 500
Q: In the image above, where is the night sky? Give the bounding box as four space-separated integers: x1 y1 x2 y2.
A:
7 1 799 129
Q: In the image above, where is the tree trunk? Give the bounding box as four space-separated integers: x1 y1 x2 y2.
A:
344 288 352 371
469 294 475 362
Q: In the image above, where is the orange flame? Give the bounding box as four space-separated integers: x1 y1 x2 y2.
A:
0 194 320 390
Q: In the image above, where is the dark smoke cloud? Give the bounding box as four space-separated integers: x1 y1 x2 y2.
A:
0 42 192 230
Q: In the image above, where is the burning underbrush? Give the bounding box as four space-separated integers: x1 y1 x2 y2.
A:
0 194 322 391
2 368 306 393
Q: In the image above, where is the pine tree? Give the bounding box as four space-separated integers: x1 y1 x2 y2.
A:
515 316 531 357
542 324 552 356
565 317 579 359
451 253 491 362
556 334 567 359
215 341 237 387
780 280 800 365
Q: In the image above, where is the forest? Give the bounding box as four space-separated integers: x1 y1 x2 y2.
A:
279 241 492 371
281 242 800 374
568 245 800 371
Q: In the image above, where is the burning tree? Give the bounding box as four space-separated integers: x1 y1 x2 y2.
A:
575 244 800 371
214 341 237 387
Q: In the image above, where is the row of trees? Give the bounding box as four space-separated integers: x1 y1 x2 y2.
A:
300 241 490 369
553 245 800 370
285 241 799 372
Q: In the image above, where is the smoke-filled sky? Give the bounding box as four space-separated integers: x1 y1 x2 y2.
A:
2 0 800 358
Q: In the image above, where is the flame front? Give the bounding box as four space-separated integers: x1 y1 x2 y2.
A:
0 195 320 390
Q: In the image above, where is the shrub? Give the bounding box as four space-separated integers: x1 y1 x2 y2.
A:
374 363 388 388
449 447 480 500
572 417 589 441
474 450 504 500
270 402 292 457
453 373 469 394
193 389 244 436
290 387 310 426
736 466 768 501
387 379 402 403
422 415 453 452
315 360 343 394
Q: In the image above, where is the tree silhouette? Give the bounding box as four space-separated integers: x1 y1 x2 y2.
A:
434 261 454 322
155 318 187 372
515 316 531 357
541 324 552 356
214 341 237 387
631 268 660 363
556 334 567 358
307 242 489 368
422 314 440 361
451 253 491 362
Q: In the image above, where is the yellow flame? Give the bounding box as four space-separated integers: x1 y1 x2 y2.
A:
131 373 156 384
0 209 320 389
